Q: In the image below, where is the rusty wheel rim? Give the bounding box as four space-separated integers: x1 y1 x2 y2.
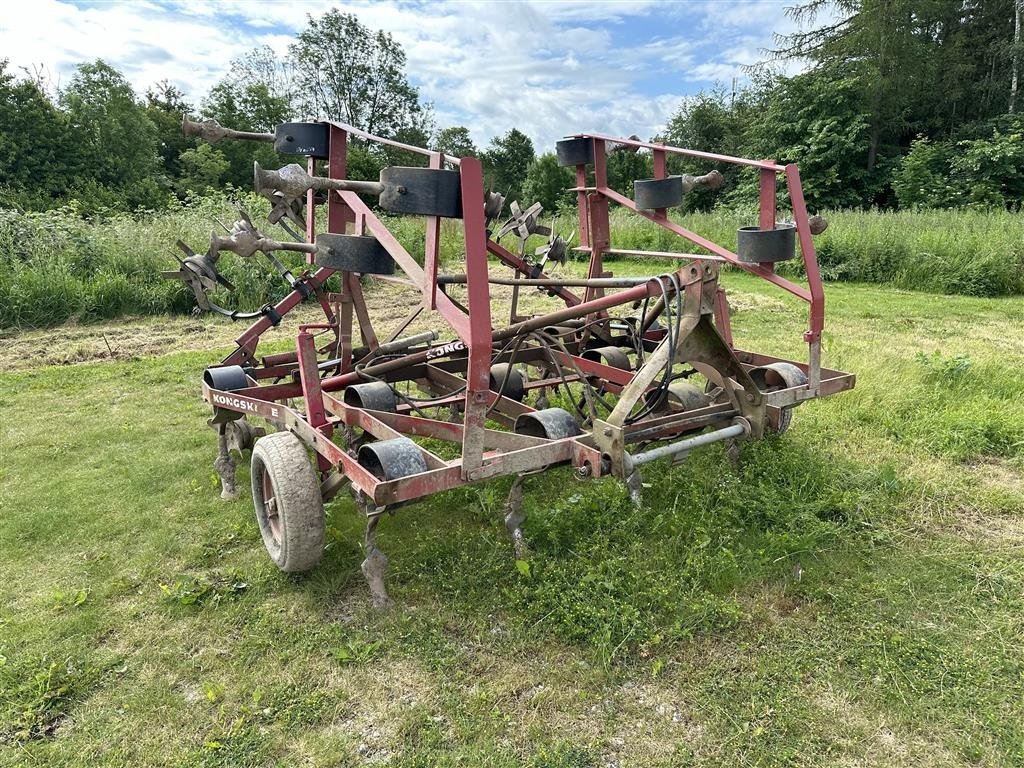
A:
262 468 282 545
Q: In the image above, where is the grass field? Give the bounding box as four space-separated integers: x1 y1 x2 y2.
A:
1 264 1023 766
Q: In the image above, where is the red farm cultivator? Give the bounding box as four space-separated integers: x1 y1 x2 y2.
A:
169 117 855 606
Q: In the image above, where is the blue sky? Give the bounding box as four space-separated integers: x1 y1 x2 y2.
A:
0 1 817 151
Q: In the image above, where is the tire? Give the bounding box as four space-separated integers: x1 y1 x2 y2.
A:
250 431 325 573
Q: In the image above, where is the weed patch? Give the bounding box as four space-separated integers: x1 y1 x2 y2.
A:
0 655 100 742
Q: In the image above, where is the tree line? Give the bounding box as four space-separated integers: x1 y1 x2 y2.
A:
1 2 1022 216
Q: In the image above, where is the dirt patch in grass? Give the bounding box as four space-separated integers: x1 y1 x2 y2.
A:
811 686 956 767
964 457 1024 496
0 269 549 371
950 508 1024 546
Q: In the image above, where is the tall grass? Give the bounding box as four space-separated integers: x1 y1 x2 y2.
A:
1 197 1022 330
563 207 1024 297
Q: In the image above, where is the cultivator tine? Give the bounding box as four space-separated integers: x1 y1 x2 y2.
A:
267 191 306 230
214 425 240 501
503 474 528 560
361 513 392 609
182 116 274 145
625 466 643 508
483 188 506 229
497 200 551 255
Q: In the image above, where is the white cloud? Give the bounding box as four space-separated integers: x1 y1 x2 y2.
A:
0 0 817 151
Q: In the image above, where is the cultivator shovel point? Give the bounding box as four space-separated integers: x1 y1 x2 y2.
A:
169 117 855 606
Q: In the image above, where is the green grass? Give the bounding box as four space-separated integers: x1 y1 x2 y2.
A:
1 269 1023 766
2 198 1023 329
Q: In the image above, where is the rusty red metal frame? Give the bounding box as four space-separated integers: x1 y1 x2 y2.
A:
200 122 854 508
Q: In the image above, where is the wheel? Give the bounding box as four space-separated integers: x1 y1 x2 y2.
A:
250 431 325 573
226 417 264 453
768 406 793 434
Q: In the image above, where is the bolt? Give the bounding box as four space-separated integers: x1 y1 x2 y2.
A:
746 393 755 402
575 464 592 479
603 428 612 437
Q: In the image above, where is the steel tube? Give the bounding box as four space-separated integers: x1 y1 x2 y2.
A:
437 275 652 288
326 179 386 195
373 330 439 356
319 274 673 391
574 247 727 261
324 120 462 166
627 420 748 468
571 132 785 171
182 117 273 144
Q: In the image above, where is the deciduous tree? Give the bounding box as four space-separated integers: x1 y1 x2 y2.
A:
288 10 429 137
434 126 478 158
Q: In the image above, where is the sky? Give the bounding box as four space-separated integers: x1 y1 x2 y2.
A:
0 0 820 152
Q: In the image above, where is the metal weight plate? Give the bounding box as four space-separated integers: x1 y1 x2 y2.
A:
581 346 632 371
315 234 395 275
274 122 330 159
748 361 808 392
378 167 463 218
203 365 250 391
489 364 526 402
343 382 398 412
358 437 429 481
736 224 797 263
204 365 251 424
633 176 684 210
555 138 594 167
514 408 581 440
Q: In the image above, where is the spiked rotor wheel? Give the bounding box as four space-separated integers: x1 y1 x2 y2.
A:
496 201 552 255
483 188 506 228
534 227 575 266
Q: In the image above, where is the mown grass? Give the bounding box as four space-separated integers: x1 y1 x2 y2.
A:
2 198 1022 329
1 268 1023 766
